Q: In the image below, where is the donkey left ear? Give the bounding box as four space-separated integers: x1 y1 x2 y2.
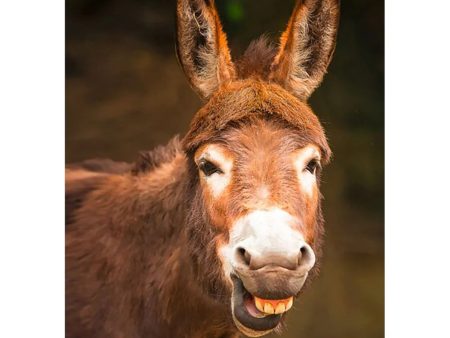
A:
176 0 236 100
270 0 340 101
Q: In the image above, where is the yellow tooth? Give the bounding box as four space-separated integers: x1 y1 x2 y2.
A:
286 297 294 311
254 298 264 313
263 303 274 314
275 303 286 314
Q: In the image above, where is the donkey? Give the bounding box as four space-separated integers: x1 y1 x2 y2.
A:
66 0 340 337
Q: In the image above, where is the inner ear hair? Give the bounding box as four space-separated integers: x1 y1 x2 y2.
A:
270 0 340 101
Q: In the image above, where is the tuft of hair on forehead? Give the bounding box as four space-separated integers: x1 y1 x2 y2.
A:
236 36 277 80
213 115 317 152
182 79 332 163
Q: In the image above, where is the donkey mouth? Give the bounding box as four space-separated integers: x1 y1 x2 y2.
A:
231 275 294 336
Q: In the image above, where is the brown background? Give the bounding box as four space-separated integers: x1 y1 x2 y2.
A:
66 0 384 337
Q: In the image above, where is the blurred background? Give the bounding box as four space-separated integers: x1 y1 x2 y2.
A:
66 0 384 337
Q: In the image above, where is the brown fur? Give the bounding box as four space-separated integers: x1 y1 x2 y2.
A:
235 37 277 80
66 1 339 337
183 79 331 160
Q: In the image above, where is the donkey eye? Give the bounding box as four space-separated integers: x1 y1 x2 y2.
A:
198 159 223 176
305 159 320 174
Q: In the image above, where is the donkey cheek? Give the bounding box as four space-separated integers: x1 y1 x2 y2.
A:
302 187 320 242
205 196 231 231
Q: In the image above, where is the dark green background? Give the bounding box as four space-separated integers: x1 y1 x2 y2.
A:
66 0 384 337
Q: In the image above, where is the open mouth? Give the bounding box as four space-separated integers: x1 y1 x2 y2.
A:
231 275 294 336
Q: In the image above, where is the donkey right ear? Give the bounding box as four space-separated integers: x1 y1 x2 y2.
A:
176 0 236 100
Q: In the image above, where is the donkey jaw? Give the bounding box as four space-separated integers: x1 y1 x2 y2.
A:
230 275 295 337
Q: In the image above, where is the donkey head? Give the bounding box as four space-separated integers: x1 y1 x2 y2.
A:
177 0 339 336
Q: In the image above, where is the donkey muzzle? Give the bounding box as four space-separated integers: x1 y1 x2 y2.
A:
225 208 316 298
234 263 310 300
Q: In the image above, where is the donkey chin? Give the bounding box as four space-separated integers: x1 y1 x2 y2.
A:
220 209 316 337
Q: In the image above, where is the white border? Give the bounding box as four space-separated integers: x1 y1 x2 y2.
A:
386 0 450 337
0 1 64 337
1 0 450 337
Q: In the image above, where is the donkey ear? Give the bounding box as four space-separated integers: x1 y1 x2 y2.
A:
176 0 236 100
270 0 340 101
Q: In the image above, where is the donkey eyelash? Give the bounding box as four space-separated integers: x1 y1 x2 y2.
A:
198 159 223 176
304 159 321 174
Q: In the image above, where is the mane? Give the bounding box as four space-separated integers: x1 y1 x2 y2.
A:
66 137 183 225
236 36 277 80
131 136 183 174
66 158 131 174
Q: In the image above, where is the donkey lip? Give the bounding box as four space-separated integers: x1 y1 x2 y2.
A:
231 275 284 334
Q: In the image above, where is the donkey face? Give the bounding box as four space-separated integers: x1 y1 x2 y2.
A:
177 0 339 336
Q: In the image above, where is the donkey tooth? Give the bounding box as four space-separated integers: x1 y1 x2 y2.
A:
286 297 294 311
263 303 274 314
275 303 286 314
254 298 264 313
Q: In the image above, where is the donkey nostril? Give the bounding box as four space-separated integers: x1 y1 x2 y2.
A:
298 244 314 270
236 247 251 266
298 246 308 265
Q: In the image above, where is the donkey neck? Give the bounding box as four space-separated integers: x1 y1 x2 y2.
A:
133 152 236 337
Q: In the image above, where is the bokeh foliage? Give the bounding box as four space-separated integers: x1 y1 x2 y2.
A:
66 0 384 337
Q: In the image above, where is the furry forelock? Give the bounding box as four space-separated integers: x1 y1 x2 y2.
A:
236 36 277 80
